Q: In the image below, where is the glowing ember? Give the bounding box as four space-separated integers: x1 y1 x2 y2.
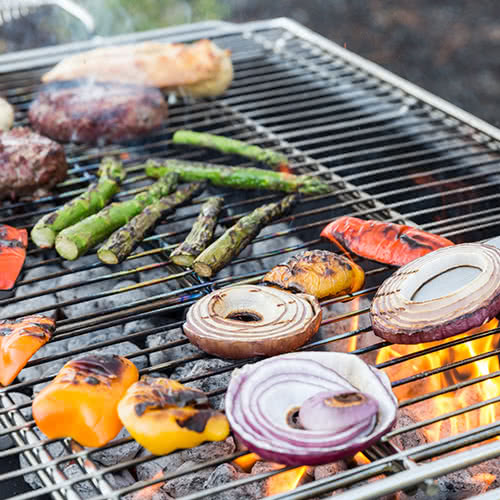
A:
233 453 260 472
132 471 165 499
472 473 496 490
376 318 500 442
266 465 308 496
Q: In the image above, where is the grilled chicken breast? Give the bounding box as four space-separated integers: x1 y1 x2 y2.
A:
41 39 233 97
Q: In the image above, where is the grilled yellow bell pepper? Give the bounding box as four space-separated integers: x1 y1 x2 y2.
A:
32 354 138 447
118 376 229 455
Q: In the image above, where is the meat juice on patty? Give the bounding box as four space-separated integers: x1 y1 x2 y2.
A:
29 80 168 145
0 127 68 200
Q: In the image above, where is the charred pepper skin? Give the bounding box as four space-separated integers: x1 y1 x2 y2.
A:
32 354 138 448
145 159 331 195
170 196 223 267
172 130 288 169
118 376 229 456
0 315 55 386
0 224 28 290
55 172 178 260
321 216 454 267
31 157 126 249
262 249 365 299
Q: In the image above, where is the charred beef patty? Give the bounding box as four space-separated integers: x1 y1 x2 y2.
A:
0 127 68 200
29 80 168 145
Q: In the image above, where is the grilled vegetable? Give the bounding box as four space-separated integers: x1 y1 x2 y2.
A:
55 173 178 260
262 249 365 299
225 352 397 466
321 216 454 267
98 182 203 265
31 157 126 248
0 224 28 290
183 285 322 359
371 243 500 344
146 159 330 195
0 315 55 386
192 195 296 278
170 196 223 267
173 130 288 169
117 376 229 455
32 354 138 447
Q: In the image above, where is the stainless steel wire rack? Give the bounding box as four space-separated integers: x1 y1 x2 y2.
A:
0 17 500 500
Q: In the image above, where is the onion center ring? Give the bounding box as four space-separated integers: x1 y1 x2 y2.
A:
183 285 322 359
371 243 500 344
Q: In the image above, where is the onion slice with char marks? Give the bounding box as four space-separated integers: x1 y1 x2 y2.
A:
371 243 500 344
183 285 321 359
225 352 397 466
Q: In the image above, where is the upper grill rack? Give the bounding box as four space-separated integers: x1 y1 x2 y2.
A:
0 17 500 500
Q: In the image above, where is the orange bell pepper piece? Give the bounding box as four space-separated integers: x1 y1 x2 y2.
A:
118 376 229 455
0 224 28 290
321 216 454 267
32 354 138 447
0 315 55 386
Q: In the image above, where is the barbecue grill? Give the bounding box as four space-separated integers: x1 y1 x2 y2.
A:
1 17 500 500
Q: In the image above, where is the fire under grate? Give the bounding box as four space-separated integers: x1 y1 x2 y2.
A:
0 17 500 500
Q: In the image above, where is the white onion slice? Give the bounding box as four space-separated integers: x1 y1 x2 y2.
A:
183 285 322 359
371 243 500 344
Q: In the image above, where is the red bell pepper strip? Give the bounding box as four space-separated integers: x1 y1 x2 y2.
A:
0 315 55 386
0 224 28 290
321 216 454 267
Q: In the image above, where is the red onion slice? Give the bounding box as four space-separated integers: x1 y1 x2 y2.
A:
371 243 500 344
225 352 397 466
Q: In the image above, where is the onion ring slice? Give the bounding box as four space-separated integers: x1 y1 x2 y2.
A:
225 352 397 465
371 243 500 344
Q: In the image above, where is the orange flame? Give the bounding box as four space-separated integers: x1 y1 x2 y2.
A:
347 297 361 352
376 318 500 442
472 473 496 490
233 453 259 472
266 465 308 496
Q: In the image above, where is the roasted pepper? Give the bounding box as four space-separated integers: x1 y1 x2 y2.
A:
117 376 229 455
321 216 454 267
0 224 28 290
262 249 365 299
32 354 138 447
0 315 55 386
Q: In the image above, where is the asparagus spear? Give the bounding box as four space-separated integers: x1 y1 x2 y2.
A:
172 130 288 169
31 157 126 248
170 196 223 267
55 173 178 261
192 195 297 278
146 159 330 195
98 182 204 265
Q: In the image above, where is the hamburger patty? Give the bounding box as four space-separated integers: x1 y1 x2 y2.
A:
29 80 168 145
0 127 68 200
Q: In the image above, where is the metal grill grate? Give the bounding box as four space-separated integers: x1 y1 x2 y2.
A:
1 17 500 500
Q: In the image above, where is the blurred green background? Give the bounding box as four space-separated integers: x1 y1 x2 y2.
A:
0 0 498 126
